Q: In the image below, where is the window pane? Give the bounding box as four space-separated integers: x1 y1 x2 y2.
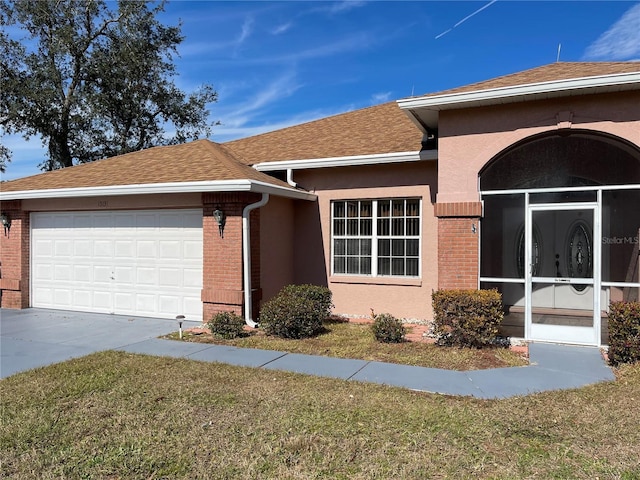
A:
360 219 372 236
334 239 345 255
360 201 372 217
406 258 419 276
406 199 420 217
392 218 404 236
392 258 405 275
378 218 390 236
347 219 358 235
406 218 420 236
392 200 404 216
378 200 390 217
378 239 390 256
392 239 405 256
406 239 419 256
361 239 371 255
347 257 359 274
347 201 359 217
333 202 345 218
334 257 345 274
378 258 390 275
361 257 372 275
333 219 345 236
347 239 359 255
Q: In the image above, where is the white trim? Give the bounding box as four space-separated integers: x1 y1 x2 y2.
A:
0 179 317 202
243 193 270 328
253 150 437 172
480 184 640 196
398 72 640 111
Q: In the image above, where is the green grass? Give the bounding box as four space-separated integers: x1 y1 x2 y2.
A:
1 352 639 479
167 319 527 370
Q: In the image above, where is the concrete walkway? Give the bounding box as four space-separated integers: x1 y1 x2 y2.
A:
1 308 615 399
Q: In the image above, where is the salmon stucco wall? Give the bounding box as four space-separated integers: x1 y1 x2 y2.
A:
436 91 640 203
293 161 438 321
259 196 296 303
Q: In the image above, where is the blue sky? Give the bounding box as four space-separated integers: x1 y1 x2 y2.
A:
2 0 640 181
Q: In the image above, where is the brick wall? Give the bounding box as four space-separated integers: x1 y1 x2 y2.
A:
201 192 262 321
0 200 30 308
436 202 481 290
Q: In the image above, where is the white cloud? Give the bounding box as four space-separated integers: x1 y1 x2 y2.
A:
583 3 640 60
271 22 292 35
371 91 392 104
328 1 367 15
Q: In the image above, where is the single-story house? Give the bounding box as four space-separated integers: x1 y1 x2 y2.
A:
1 62 639 346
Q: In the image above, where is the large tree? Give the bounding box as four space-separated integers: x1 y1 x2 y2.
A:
0 0 217 172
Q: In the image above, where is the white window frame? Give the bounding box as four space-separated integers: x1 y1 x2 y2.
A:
331 198 422 278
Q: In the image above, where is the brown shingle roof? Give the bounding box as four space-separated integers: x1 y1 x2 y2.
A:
224 101 423 165
0 139 293 192
414 62 640 99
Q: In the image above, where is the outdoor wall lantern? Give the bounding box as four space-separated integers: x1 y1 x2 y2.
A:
213 206 226 238
1 212 11 236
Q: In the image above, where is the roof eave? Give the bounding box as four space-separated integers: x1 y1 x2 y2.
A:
253 150 437 172
0 179 317 202
397 71 640 130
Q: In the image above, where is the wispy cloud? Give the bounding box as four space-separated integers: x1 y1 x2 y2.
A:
583 3 640 60
271 22 292 35
371 91 392 104
328 1 367 15
435 0 497 40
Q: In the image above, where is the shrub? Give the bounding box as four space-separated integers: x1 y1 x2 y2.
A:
259 284 332 339
431 289 504 348
608 301 640 366
207 311 246 339
280 284 333 321
371 312 406 343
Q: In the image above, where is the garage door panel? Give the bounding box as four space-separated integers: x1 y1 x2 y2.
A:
32 209 203 320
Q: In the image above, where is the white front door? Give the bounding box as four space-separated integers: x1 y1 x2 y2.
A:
526 202 601 345
31 209 203 320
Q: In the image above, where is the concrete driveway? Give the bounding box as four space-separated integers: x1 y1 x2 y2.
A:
1 308 198 379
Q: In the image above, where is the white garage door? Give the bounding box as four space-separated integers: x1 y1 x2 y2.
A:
31 209 203 320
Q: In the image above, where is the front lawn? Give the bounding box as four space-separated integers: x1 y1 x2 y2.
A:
1 352 638 479
166 319 527 370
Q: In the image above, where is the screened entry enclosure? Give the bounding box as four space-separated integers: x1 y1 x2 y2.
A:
480 132 640 345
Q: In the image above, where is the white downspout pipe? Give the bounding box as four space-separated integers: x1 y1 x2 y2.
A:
242 193 270 327
286 168 297 188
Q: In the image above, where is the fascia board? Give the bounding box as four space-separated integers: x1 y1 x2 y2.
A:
397 72 640 111
0 179 316 201
253 150 437 172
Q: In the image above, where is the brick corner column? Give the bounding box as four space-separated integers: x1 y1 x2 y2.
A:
0 200 30 309
435 201 482 290
201 192 263 322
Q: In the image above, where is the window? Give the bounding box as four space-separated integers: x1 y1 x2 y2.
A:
332 198 421 277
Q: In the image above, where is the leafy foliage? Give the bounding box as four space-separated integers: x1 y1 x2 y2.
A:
259 284 332 339
608 301 640 366
371 312 406 343
207 312 246 340
0 0 218 171
432 289 505 348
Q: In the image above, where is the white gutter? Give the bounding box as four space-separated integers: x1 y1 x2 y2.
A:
242 193 269 328
0 179 316 201
254 150 437 172
286 169 297 188
397 71 640 111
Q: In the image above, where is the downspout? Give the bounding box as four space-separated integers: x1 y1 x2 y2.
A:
242 193 270 327
286 168 297 188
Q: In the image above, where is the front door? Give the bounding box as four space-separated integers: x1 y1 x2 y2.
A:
526 203 601 345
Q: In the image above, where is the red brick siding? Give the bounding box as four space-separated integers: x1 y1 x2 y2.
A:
0 200 30 308
201 192 262 321
436 204 480 290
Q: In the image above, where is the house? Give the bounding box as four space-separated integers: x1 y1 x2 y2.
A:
1 62 639 347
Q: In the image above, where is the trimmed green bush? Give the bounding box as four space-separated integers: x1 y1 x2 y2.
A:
608 301 640 366
371 313 406 343
259 284 332 339
208 311 246 339
432 289 504 348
